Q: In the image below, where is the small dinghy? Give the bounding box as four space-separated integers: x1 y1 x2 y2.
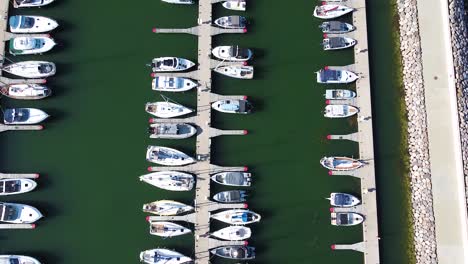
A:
9 36 56 55
214 65 253 79
143 200 194 216
211 246 255 260
223 0 246 11
161 0 194 4
14 0 55 8
145 102 193 118
328 193 360 207
151 57 195 72
316 68 359 84
211 209 261 225
149 221 191 237
0 202 42 224
152 76 197 92
319 21 355 33
313 4 354 19
139 171 195 191
0 84 51 100
0 255 41 264
140 248 192 264
212 99 253 114
211 172 251 187
320 156 363 171
149 123 197 139
3 61 56 78
212 226 251 241
325 89 356 100
212 46 252 61
331 212 364 226
3 108 49 125
323 37 356 50
213 190 247 203
146 146 195 166
324 104 359 118
214 16 247 29
9 15 58 33
0 179 37 196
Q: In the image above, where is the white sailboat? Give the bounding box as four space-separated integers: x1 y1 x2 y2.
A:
211 209 261 225
149 221 191 237
313 4 353 19
143 200 194 216
140 249 192 264
9 15 58 33
146 146 195 166
139 171 195 191
3 61 56 78
0 84 51 100
211 226 251 241
145 101 193 118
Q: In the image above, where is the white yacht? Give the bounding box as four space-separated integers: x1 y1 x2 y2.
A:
0 255 41 264
149 221 191 237
316 68 359 84
211 209 261 225
222 0 246 11
214 16 247 29
140 249 192 264
211 226 251 241
322 37 357 50
0 179 37 196
319 21 355 34
211 172 251 187
0 84 51 100
13 0 55 8
149 123 197 139
213 190 247 203
3 61 56 78
0 202 42 224
212 99 252 114
212 46 252 61
320 156 364 171
3 108 49 124
331 212 364 226
313 4 354 19
151 57 195 72
139 171 195 191
214 65 253 79
211 246 255 260
324 104 359 118
143 200 194 216
9 36 56 55
9 15 58 33
325 89 356 100
152 76 197 92
145 102 193 118
328 193 360 207
146 146 195 166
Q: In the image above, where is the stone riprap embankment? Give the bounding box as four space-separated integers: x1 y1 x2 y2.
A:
396 0 438 263
448 0 468 207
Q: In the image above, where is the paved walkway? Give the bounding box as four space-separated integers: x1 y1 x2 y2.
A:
416 0 468 262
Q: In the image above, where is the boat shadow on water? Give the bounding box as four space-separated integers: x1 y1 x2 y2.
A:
20 251 61 264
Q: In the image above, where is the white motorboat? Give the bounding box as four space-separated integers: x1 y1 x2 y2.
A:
151 57 195 72
211 172 251 187
319 21 355 33
322 37 356 50
3 61 56 78
214 65 253 79
214 16 247 29
13 0 55 8
152 76 197 92
325 89 356 100
3 108 49 125
211 226 251 241
0 202 42 224
149 123 197 139
146 146 195 166
145 102 193 118
0 179 37 196
222 0 246 11
9 36 56 55
212 99 252 114
140 248 192 264
320 156 364 171
313 4 354 19
324 104 359 118
328 193 360 207
0 255 41 264
0 84 51 100
9 15 58 33
149 221 191 237
316 68 359 84
211 209 261 225
161 0 194 4
143 200 194 216
212 46 252 61
211 246 255 260
139 171 195 191
213 190 247 203
331 212 364 226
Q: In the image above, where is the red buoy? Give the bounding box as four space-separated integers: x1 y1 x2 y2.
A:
328 171 333 176
149 118 154 123
326 135 332 140
244 241 249 246
324 66 329 70
34 173 40 179
146 216 150 222
243 96 248 100
150 73 156 78
243 61 248 66
46 34 51 38
243 166 248 171
329 207 335 212
147 167 153 172
243 28 247 33
243 130 248 135
325 99 330 105
323 33 328 38
31 224 36 229
152 28 157 33
243 203 248 208
42 79 47 84
331 244 336 250
39 125 44 130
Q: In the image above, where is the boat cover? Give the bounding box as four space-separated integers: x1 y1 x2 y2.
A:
334 193 353 206
215 190 243 202
337 213 350 225
328 37 346 48
217 172 246 185
0 204 19 221
4 109 30 123
320 69 340 81
0 180 21 194
156 124 178 135
328 21 346 31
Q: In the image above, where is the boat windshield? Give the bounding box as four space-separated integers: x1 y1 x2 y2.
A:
1 204 20 221
20 16 35 29
219 101 240 111
8 258 20 264
38 63 54 73
338 213 350 225
321 69 341 81
4 109 30 123
334 193 352 205
2 180 21 193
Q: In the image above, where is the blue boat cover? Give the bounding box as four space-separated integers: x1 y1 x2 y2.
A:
4 108 30 123
9 16 20 28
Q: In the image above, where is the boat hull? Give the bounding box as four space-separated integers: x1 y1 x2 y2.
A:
0 255 41 264
146 146 195 166
211 209 261 225
4 108 49 125
212 226 251 241
329 192 360 207
151 57 195 72
212 46 252 62
143 200 194 216
14 0 55 8
3 61 56 78
9 37 56 55
214 65 253 79
0 179 37 196
213 190 247 203
222 0 246 11
331 212 364 226
139 171 195 191
211 172 252 187
149 221 191 237
0 84 51 100
145 102 193 118
313 5 353 19
320 156 363 171
149 123 197 139
9 15 58 33
324 104 359 118
152 76 197 92
140 249 192 264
